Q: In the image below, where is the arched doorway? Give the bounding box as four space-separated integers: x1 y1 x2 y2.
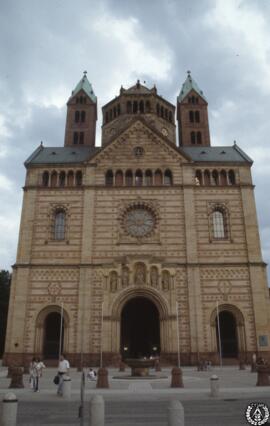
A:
121 297 160 359
43 312 64 359
216 311 238 358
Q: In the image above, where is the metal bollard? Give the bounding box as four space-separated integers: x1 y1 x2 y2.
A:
90 395 104 426
1 392 18 426
62 375 71 399
210 374 219 397
168 400 184 426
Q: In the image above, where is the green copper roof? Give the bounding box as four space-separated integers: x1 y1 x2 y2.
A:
178 72 207 102
71 72 97 103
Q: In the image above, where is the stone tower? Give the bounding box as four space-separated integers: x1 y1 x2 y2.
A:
177 71 211 147
64 72 97 147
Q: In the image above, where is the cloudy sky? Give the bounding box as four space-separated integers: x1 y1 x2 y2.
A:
0 0 270 280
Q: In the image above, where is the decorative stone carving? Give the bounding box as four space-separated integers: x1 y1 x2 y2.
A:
122 267 129 288
150 266 159 288
110 271 118 292
162 270 170 291
218 280 232 300
48 282 62 296
134 263 146 286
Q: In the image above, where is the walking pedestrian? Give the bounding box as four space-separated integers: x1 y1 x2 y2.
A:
57 354 70 396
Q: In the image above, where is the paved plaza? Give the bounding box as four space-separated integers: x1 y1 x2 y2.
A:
1 365 270 425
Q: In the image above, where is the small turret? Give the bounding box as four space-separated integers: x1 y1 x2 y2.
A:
177 71 210 147
64 71 97 147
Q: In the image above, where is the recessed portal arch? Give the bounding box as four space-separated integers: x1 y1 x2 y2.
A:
121 297 160 359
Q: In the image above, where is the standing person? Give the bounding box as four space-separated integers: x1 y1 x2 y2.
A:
57 354 70 396
29 357 37 390
35 358 46 391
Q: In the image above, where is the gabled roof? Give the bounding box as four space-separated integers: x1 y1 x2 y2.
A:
121 80 154 95
70 72 97 103
181 143 253 163
178 72 207 103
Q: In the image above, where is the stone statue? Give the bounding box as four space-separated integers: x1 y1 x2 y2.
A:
134 263 146 286
162 271 170 291
150 267 159 287
110 271 118 292
122 267 129 287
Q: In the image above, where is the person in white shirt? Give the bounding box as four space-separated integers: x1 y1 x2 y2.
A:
57 354 70 396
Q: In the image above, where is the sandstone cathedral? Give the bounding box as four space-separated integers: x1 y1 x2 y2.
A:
4 72 270 366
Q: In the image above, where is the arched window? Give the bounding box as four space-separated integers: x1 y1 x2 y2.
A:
195 170 202 185
127 101 132 113
133 101 138 114
164 169 173 185
139 100 144 113
160 106 164 118
79 96 83 104
115 170 123 186
212 170 219 185
204 170 211 185
168 111 172 122
220 170 227 186
105 170 113 186
191 131 196 144
191 96 196 104
42 171 49 187
51 171 57 187
73 132 78 144
228 170 236 185
59 171 66 187
67 171 74 186
156 104 160 116
195 111 200 123
189 111 194 123
75 171 82 186
165 109 168 120
145 170 153 186
109 109 113 120
105 112 109 123
54 210 66 240
212 210 226 239
113 107 117 118
117 104 121 115
135 169 143 186
197 131 202 144
75 111 80 123
81 111 86 122
154 169 163 185
79 132 84 144
125 170 133 186
145 101 151 113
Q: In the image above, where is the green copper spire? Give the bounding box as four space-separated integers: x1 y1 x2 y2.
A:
71 71 97 103
178 71 207 102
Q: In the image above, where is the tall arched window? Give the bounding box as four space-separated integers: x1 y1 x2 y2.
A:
164 169 173 185
75 171 82 186
191 131 196 144
195 111 200 122
220 170 227 186
79 132 84 144
105 112 109 123
145 170 153 186
133 101 138 114
195 170 202 185
156 104 160 116
165 109 168 120
117 104 121 115
75 111 80 123
168 111 172 122
145 101 151 113
204 170 211 185
212 210 226 239
212 170 219 185
113 107 117 118
160 106 164 118
228 170 236 185
59 171 66 187
81 111 86 122
105 170 113 186
127 101 132 113
139 100 144 113
73 132 78 144
189 111 194 123
125 170 133 186
154 169 163 185
115 170 123 186
135 169 143 186
54 210 66 240
197 131 202 144
42 171 49 187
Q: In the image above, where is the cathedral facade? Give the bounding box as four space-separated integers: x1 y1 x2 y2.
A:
4 72 270 367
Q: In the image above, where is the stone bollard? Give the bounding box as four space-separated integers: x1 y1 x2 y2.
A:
210 375 219 397
168 400 185 426
1 392 18 426
62 375 71 399
90 395 104 426
171 367 184 388
256 366 270 386
119 361 126 372
9 367 24 389
96 368 109 389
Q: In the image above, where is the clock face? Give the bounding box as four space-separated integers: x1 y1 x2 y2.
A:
124 208 155 237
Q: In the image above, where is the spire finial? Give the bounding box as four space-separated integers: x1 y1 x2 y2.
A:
83 70 87 77
187 70 191 76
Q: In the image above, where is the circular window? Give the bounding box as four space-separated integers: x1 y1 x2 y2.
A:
123 207 155 237
133 146 144 158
